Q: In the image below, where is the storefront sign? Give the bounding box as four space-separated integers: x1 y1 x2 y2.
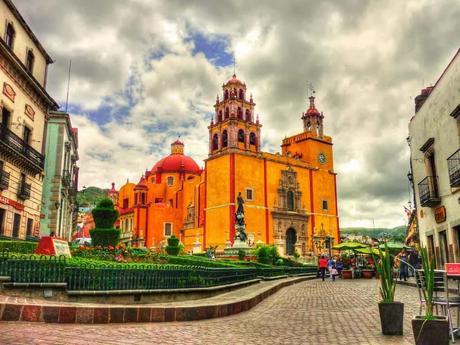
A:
0 195 24 211
445 263 460 276
435 206 446 224
35 237 72 257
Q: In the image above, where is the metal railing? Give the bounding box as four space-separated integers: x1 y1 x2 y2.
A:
447 148 460 188
0 252 318 290
62 170 71 186
0 125 44 171
418 176 441 207
17 182 31 200
0 169 9 190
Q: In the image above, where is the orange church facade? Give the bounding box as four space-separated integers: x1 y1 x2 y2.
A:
116 75 339 257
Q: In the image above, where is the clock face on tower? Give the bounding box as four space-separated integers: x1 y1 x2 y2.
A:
318 153 327 164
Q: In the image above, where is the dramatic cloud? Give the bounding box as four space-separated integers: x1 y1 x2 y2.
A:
13 0 459 227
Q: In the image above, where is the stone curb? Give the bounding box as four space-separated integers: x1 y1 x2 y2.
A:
0 276 317 324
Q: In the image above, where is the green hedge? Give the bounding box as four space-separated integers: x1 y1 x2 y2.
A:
162 255 245 268
0 240 37 254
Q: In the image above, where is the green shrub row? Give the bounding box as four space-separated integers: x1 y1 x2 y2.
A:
0 240 37 254
162 255 246 268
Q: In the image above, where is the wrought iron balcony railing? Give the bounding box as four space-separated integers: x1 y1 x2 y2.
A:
418 176 441 207
447 148 460 188
0 125 44 173
17 182 31 200
0 169 9 190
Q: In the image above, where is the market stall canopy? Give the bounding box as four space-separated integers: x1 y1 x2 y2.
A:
332 241 367 250
355 247 381 255
378 242 412 251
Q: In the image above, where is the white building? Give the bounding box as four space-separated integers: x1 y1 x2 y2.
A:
408 48 460 268
0 0 58 239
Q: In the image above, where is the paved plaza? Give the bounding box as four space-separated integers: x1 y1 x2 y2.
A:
0 279 425 345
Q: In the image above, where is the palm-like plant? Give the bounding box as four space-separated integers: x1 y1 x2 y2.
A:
419 247 435 319
374 243 396 303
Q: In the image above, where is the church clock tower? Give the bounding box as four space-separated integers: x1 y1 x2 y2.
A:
208 74 261 156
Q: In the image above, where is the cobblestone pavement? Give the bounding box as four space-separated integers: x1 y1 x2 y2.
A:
0 279 425 345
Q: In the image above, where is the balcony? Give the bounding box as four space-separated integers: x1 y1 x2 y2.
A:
0 169 9 190
418 176 441 207
17 182 31 200
448 148 460 188
0 125 44 174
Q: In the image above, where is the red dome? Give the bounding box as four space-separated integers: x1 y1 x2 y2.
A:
151 154 201 175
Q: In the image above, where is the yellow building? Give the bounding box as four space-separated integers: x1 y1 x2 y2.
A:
118 74 339 256
0 0 58 239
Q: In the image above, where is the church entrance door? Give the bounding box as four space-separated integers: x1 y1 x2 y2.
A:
286 228 297 256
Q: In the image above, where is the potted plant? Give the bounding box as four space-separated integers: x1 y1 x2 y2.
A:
411 247 449 345
342 267 353 279
374 244 404 335
362 264 374 279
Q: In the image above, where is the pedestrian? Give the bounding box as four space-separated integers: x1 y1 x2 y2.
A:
336 259 344 277
330 264 338 281
319 255 328 281
399 250 408 282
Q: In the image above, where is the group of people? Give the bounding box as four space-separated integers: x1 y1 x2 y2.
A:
395 249 421 281
318 255 344 281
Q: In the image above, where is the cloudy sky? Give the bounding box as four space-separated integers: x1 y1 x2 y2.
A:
14 0 459 228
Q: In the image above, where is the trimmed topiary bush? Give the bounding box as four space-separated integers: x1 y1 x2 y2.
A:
165 235 180 256
89 229 120 248
92 198 119 229
90 198 120 247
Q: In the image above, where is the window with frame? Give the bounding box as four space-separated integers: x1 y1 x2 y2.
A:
1 108 11 127
164 222 172 237
246 188 253 201
23 126 32 145
122 198 129 209
167 176 174 186
322 200 328 210
5 23 15 49
26 50 34 73
26 218 33 237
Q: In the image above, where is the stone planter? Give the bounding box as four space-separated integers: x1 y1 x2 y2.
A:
412 315 449 345
362 269 374 279
342 269 353 279
378 302 404 335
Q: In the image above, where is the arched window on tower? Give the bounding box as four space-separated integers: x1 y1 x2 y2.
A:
239 89 244 100
249 132 256 146
222 130 228 148
212 133 219 150
218 110 222 122
237 107 242 119
238 129 245 143
245 109 251 122
225 107 229 119
287 191 294 211
224 90 229 100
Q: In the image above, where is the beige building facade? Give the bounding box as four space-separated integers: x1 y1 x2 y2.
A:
0 0 58 239
409 48 460 268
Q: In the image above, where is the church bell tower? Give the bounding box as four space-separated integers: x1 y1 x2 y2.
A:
208 74 261 156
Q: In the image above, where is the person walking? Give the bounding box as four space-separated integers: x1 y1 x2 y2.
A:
330 264 338 281
336 259 344 277
399 250 408 282
319 255 328 281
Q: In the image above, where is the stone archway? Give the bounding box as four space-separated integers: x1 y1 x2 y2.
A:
286 228 297 256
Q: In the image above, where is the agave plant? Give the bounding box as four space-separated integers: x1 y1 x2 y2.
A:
419 247 435 319
374 243 396 303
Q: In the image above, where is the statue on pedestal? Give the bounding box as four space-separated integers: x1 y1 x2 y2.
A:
235 192 247 242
